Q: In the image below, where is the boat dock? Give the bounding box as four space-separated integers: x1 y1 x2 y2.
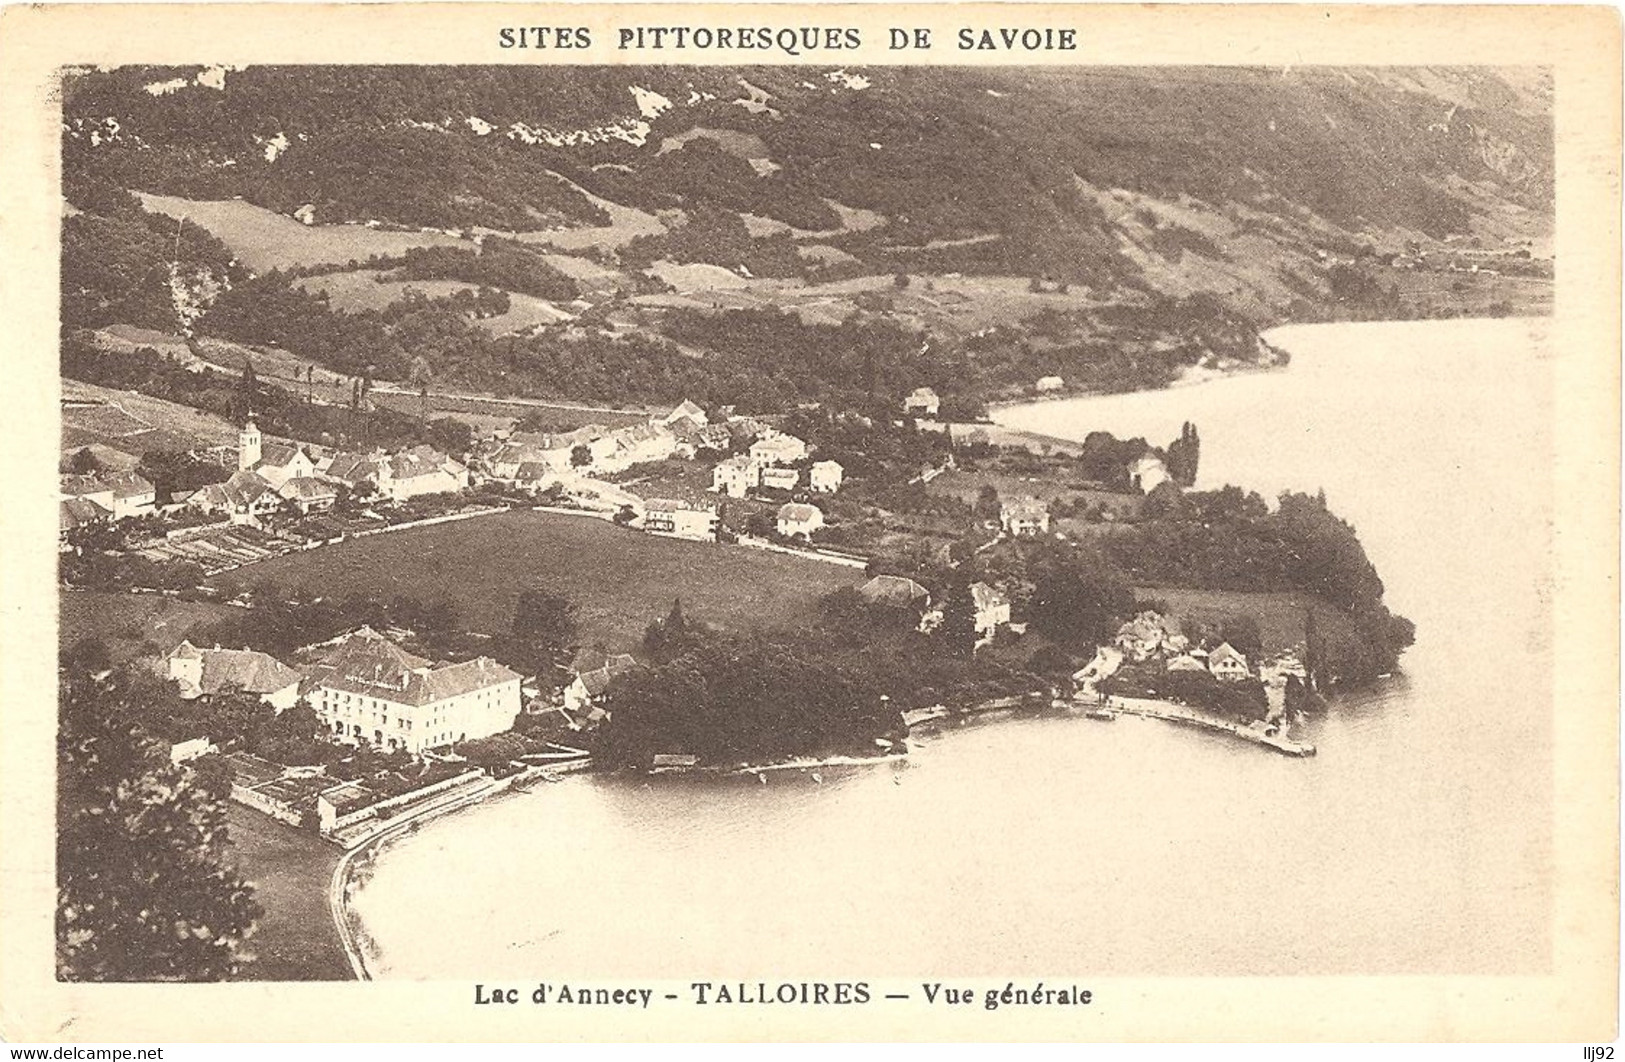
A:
1092 696 1317 757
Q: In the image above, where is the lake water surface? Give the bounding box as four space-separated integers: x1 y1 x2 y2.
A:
350 318 1553 977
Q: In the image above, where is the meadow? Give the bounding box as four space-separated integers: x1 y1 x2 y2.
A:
59 589 240 661
209 509 861 653
138 193 468 272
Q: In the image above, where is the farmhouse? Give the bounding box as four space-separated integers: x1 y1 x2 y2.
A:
59 496 112 545
643 497 719 541
759 466 800 492
777 502 825 540
1115 612 1173 662
662 399 708 426
971 581 1012 638
749 431 810 466
513 461 559 491
1000 498 1051 537
1072 645 1124 687
563 652 639 723
711 454 758 498
858 574 931 610
599 422 678 473
903 387 941 417
320 451 385 491
666 418 707 459
278 476 338 514
167 641 302 710
189 469 282 524
809 460 845 493
1207 642 1251 682
62 471 155 520
1035 375 1065 393
299 627 522 754
380 446 470 501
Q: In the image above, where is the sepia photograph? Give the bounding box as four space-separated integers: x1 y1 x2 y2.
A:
1 1 1618 1045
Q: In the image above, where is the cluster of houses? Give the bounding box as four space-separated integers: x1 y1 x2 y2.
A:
1072 610 1307 699
474 399 846 547
58 419 475 544
59 470 157 539
710 430 843 500
192 420 471 524
480 399 728 489
164 625 523 759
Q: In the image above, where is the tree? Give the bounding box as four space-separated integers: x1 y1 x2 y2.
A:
1166 421 1201 487
644 598 694 662
512 587 578 683
1218 614 1264 662
233 358 261 421
974 484 1002 520
57 669 261 981
934 575 980 658
570 444 592 469
1027 547 1136 648
69 448 103 475
408 355 434 417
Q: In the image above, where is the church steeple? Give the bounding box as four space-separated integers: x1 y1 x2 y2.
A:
239 419 261 471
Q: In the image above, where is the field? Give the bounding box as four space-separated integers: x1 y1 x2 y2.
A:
225 805 350 982
494 173 668 252
929 468 1141 519
61 379 242 457
295 270 575 334
1384 269 1554 318
208 510 862 653
88 325 351 389
139 193 470 272
629 268 1106 337
1132 586 1358 656
59 589 239 661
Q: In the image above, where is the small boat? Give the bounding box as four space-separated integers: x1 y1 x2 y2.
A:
810 772 824 784
1085 707 1118 721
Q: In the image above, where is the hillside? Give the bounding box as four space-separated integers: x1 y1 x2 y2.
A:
60 64 1553 414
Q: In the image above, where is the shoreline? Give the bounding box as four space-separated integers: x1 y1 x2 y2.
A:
322 687 1313 980
327 760 579 980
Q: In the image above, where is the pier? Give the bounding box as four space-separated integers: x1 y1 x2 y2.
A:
904 690 1315 758
1090 695 1317 757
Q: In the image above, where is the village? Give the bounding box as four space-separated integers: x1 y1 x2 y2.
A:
61 379 1327 854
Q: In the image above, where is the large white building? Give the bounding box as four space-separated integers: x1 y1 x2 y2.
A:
642 498 719 541
748 431 810 466
299 627 522 754
711 454 758 498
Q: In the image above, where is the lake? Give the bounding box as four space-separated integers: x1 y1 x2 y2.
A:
348 318 1553 977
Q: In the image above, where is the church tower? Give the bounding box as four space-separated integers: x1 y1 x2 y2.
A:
238 419 261 472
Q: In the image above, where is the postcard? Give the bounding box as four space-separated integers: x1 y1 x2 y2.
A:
0 1 1618 1044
